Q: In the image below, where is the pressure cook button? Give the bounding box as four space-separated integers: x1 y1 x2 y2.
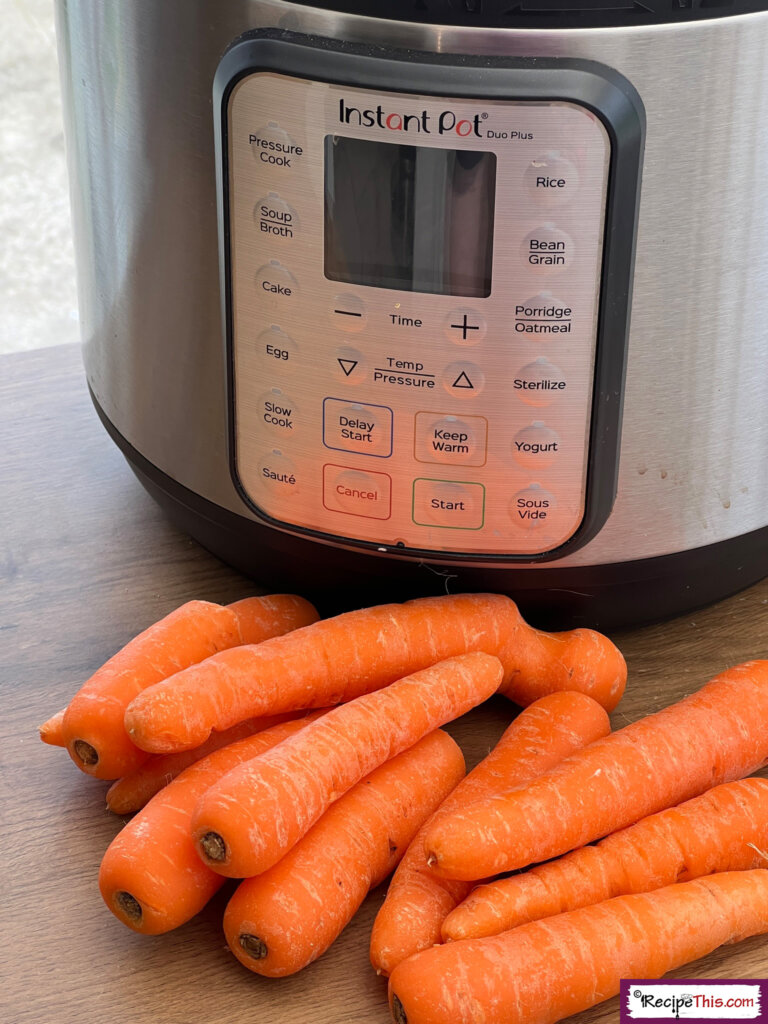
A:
524 153 579 207
522 225 573 273
254 193 298 240
323 399 393 458
256 260 298 305
510 484 556 529
514 358 566 407
414 413 488 467
258 451 298 495
257 326 298 371
512 422 561 467
444 309 487 346
442 362 485 396
331 294 367 333
413 479 485 530
250 122 303 169
257 388 299 435
323 465 392 520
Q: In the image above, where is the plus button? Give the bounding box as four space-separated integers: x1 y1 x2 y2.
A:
450 314 480 341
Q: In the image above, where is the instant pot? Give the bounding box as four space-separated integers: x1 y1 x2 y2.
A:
55 0 768 627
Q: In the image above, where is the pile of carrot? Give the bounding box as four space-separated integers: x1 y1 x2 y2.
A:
38 590 768 1024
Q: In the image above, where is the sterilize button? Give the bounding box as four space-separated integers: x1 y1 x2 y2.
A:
514 357 566 407
323 466 392 520
510 483 556 529
258 451 298 495
414 413 488 467
444 309 487 346
255 260 298 305
522 225 573 274
254 193 298 240
258 388 299 435
323 399 393 458
512 422 561 467
331 294 367 333
250 122 303 170
443 362 485 396
412 479 485 530
524 153 579 207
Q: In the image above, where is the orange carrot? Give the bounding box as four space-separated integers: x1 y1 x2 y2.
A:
38 707 67 746
388 870 768 1024
105 712 302 814
98 712 324 935
370 691 611 976
223 730 466 977
124 594 626 755
424 660 768 881
443 776 768 941
63 594 318 779
192 652 503 879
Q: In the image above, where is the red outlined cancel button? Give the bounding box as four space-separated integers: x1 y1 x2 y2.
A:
323 464 392 520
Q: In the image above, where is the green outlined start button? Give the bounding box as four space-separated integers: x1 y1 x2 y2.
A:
412 479 485 530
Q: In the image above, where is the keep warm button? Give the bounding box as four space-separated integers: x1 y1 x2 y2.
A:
323 399 393 457
413 479 485 530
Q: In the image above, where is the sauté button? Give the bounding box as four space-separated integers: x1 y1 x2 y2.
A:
512 422 561 467
254 193 298 240
323 399 393 457
524 153 579 207
442 361 485 396
331 293 367 332
257 388 299 435
323 465 392 520
521 225 573 274
514 357 566 407
414 412 488 467
257 326 298 371
413 479 485 530
510 483 556 529
258 451 299 495
256 260 299 305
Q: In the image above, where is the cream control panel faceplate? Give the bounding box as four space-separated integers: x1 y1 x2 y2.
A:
226 70 612 558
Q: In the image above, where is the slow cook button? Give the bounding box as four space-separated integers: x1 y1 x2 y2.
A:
258 451 298 495
413 479 485 530
258 388 299 435
521 225 573 273
510 484 556 529
323 466 392 520
524 153 580 207
255 260 299 304
323 399 393 457
254 193 298 240
512 422 561 467
414 412 488 467
514 357 566 407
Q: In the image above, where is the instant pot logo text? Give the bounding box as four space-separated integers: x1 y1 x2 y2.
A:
339 98 484 137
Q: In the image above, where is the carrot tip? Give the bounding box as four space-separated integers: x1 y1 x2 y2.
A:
392 994 408 1024
199 831 228 864
73 739 99 767
239 934 268 961
426 852 437 869
114 891 142 925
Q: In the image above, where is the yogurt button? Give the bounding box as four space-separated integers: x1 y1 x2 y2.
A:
512 422 561 467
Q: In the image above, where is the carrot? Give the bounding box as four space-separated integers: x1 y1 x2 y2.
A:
424 660 768 880
369 691 611 976
124 594 626 755
104 712 301 814
443 776 768 941
387 870 768 1024
223 730 466 977
38 707 67 746
192 652 503 878
98 712 324 935
62 594 318 779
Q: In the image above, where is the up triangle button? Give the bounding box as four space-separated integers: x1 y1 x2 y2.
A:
452 371 474 389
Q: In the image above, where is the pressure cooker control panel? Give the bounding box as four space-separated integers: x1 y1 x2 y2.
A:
216 38 645 562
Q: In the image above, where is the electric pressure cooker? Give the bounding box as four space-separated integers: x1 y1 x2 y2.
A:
55 0 768 627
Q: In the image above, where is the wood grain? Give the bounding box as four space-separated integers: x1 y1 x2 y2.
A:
2 343 766 1024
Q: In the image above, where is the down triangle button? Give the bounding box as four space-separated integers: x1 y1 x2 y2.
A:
338 358 358 377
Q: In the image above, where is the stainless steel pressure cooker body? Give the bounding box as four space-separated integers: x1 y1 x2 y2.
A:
55 0 768 627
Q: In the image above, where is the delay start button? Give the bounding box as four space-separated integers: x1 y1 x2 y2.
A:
323 465 392 520
323 398 393 458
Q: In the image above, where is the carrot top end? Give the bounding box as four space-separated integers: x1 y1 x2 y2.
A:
239 934 268 961
72 739 99 767
199 831 228 864
392 994 408 1024
114 891 142 925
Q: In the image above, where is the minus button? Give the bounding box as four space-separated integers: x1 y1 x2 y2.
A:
331 293 367 333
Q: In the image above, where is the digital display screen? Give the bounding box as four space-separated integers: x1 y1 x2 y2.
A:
324 136 496 298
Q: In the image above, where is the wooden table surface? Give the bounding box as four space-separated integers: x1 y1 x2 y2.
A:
3 344 767 1024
